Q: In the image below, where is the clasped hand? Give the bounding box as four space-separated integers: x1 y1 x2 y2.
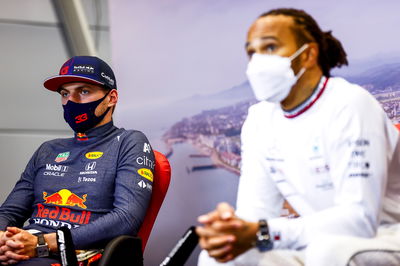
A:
0 227 36 265
196 202 258 263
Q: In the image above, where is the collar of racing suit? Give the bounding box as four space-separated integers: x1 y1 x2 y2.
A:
283 76 328 119
74 121 116 142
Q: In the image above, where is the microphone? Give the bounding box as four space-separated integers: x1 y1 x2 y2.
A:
57 227 78 266
160 226 199 266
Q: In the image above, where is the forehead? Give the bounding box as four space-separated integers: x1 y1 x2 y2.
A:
247 15 297 45
60 82 104 91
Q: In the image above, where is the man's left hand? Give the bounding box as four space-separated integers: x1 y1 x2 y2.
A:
0 227 35 264
0 228 30 265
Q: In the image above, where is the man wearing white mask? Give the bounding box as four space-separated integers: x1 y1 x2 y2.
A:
196 8 400 266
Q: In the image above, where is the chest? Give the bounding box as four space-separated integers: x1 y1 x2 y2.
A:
258 114 335 211
33 141 120 209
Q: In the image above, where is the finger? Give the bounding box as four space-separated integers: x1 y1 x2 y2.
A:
199 237 209 250
0 245 11 254
3 232 13 239
7 226 22 234
216 202 235 220
5 228 20 235
0 254 8 262
212 219 244 232
5 240 23 250
195 226 224 238
197 209 221 225
195 226 204 238
8 232 27 242
207 235 235 248
4 251 29 261
202 235 235 250
207 243 233 259
196 224 228 237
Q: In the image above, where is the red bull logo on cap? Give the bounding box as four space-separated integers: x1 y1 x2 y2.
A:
59 57 74 75
43 189 87 209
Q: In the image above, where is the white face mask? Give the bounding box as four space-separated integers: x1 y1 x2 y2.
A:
246 44 309 102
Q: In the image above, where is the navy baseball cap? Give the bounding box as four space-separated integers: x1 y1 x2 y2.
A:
43 56 117 91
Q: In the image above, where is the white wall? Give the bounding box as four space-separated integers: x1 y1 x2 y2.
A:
0 0 111 202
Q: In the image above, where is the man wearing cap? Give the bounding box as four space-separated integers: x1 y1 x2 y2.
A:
0 56 154 265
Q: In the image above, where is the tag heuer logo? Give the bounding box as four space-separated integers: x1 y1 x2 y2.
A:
55 152 70 163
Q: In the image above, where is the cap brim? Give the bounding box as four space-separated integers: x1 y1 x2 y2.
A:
43 75 105 92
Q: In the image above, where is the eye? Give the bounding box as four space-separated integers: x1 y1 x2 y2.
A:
81 89 90 95
60 91 69 98
246 49 255 58
264 44 277 54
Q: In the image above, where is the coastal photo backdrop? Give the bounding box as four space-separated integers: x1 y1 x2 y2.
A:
109 0 400 265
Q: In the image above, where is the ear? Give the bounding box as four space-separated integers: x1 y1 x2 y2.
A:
107 89 118 107
302 42 319 69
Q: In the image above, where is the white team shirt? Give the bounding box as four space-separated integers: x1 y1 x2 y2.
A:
236 76 400 250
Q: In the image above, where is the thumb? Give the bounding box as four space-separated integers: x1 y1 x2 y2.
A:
216 202 235 220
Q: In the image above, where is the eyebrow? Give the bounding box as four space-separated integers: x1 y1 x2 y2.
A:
245 36 279 48
59 85 90 92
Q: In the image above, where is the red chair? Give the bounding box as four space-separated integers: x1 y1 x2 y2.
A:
98 150 171 266
138 150 171 250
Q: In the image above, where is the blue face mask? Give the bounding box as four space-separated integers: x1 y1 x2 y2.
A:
63 91 111 133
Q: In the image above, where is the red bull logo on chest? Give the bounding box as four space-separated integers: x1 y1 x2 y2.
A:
36 189 92 226
43 189 87 209
35 204 91 225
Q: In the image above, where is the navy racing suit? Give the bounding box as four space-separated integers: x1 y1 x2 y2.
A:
0 121 155 249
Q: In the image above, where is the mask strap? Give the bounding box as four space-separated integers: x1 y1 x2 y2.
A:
96 89 112 117
100 89 112 101
289 43 309 61
295 67 306 80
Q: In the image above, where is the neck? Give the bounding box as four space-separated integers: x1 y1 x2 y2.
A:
281 67 323 111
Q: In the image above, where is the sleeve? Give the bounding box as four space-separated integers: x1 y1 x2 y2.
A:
71 131 155 249
267 91 399 250
236 106 284 222
0 146 41 230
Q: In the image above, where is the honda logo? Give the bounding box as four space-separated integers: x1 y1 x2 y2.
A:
85 162 96 171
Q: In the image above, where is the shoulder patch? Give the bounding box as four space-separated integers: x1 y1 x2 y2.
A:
138 168 153 182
